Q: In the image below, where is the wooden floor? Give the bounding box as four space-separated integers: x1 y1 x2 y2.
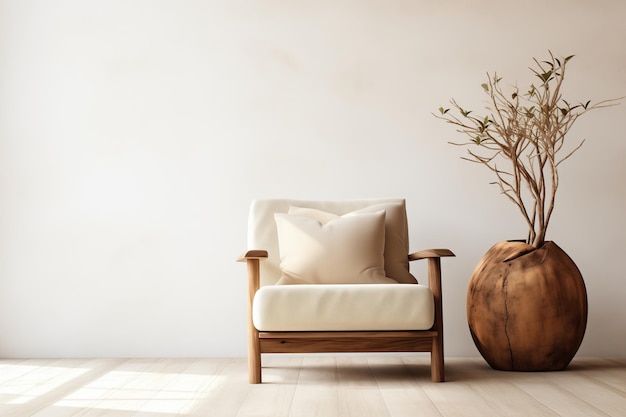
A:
0 356 624 417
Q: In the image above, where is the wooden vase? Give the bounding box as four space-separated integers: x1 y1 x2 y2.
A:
467 241 588 371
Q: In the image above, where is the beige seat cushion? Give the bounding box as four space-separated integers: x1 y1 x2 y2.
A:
274 210 396 285
252 284 435 331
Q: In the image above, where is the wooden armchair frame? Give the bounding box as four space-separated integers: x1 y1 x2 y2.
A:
238 248 455 383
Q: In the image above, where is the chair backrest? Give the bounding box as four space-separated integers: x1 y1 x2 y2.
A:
248 198 410 287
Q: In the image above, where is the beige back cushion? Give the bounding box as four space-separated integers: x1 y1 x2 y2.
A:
275 210 395 285
248 198 417 286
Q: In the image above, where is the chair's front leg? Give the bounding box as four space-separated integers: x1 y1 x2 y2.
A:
238 250 267 384
427 257 445 382
246 258 262 384
409 249 454 383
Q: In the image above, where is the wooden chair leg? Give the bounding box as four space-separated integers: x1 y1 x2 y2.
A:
248 331 261 384
426 256 445 382
431 335 445 382
245 257 263 384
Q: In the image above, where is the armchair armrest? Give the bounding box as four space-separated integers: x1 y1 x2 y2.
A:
407 248 454 290
408 248 455 261
238 248 268 298
238 250 268 262
237 249 268 294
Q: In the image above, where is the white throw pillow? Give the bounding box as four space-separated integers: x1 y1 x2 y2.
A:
274 210 396 285
288 202 417 284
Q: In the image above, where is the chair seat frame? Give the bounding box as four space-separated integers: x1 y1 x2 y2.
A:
238 248 454 383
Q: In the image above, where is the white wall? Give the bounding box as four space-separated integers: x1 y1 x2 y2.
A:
1 0 625 358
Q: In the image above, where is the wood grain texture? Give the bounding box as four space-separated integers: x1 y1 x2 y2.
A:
245 257 262 383
408 248 455 261
467 241 588 371
1 357 624 417
260 332 436 354
237 250 268 262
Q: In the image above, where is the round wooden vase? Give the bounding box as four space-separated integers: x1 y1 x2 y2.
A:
467 240 588 371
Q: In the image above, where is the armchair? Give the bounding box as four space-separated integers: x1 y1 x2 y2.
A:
238 198 454 383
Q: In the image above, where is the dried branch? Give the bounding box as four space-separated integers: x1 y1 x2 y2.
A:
435 52 622 248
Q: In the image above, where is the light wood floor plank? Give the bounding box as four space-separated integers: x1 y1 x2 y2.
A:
444 358 560 417
336 357 391 417
235 357 300 417
572 358 626 394
5 358 125 417
371 356 444 417
186 358 250 417
67 358 182 417
419 362 506 417
290 356 341 417
0 357 625 417
513 359 625 417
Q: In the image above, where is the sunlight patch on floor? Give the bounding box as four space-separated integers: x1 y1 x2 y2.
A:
0 363 90 405
53 370 222 414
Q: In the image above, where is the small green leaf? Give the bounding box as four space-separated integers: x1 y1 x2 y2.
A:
481 83 489 92
438 107 449 114
537 70 553 83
